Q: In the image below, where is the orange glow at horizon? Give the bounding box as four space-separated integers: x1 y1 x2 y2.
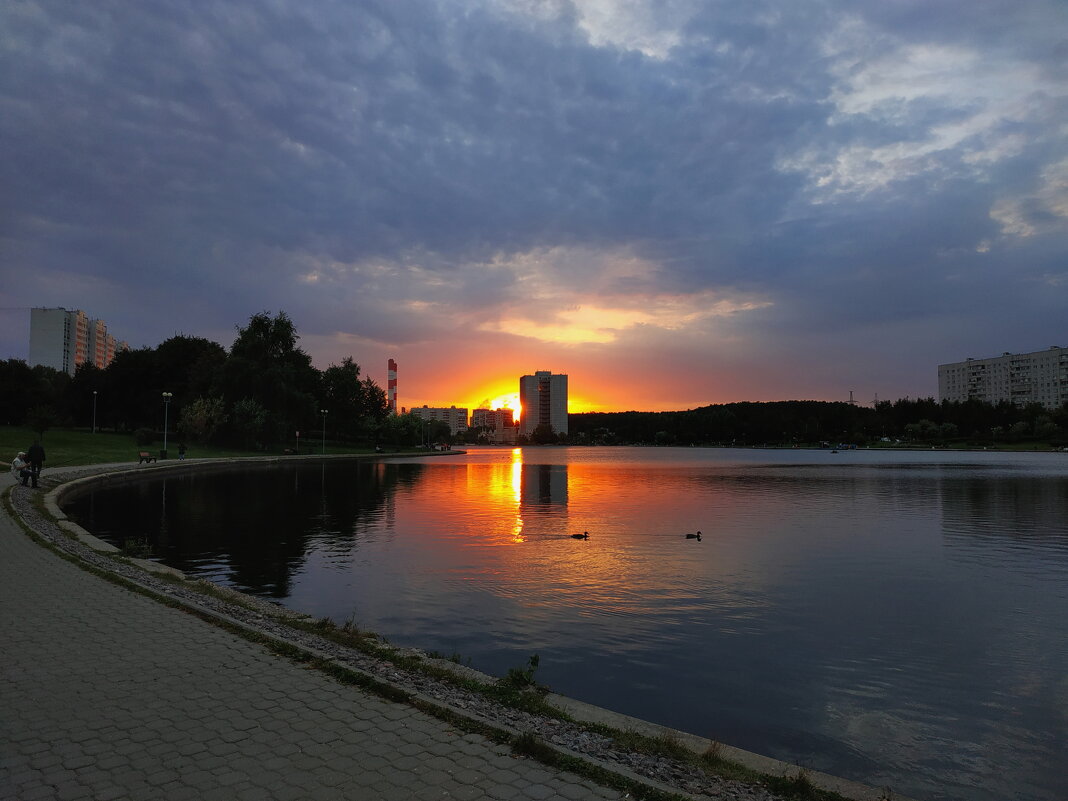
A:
403 367 643 420
489 392 521 423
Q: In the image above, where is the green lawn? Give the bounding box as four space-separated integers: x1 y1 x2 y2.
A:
0 426 378 469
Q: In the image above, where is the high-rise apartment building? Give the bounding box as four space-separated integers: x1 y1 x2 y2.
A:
938 346 1068 411
29 307 126 376
411 405 469 435
519 371 568 435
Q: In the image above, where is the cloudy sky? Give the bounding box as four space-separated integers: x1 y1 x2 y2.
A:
2 0 1066 413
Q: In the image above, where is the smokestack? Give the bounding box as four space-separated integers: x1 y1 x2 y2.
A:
388 358 398 412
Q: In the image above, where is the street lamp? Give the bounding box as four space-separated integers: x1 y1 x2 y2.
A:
92 390 98 434
320 409 328 454
162 392 173 459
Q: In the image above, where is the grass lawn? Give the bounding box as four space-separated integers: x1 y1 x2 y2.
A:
0 426 379 469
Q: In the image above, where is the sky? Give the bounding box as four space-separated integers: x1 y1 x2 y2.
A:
1 0 1066 414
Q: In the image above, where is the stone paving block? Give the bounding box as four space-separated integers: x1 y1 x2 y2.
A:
17 785 59 801
410 784 458 800
417 768 454 785
108 739 142 757
81 739 117 757
424 739 464 757
92 753 129 772
272 782 315 801
17 740 50 757
558 782 603 800
454 767 492 785
54 780 91 800
487 766 523 784
157 783 203 801
484 783 524 800
517 766 556 785
454 783 491 801
177 768 217 790
202 786 241 801
73 767 113 788
27 751 61 772
519 784 560 800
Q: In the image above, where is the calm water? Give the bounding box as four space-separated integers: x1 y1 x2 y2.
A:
65 447 1068 801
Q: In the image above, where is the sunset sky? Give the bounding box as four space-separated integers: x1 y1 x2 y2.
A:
1 1 1065 414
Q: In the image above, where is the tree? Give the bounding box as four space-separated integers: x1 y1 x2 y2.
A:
530 423 557 444
0 359 37 425
100 348 160 431
231 398 268 450
222 312 319 446
25 405 57 438
28 364 71 425
373 412 425 449
156 335 226 406
361 378 389 423
179 397 228 444
68 362 104 429
427 419 451 446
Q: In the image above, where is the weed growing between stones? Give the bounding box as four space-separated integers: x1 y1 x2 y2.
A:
702 739 724 765
120 536 153 558
425 649 469 665
503 653 541 689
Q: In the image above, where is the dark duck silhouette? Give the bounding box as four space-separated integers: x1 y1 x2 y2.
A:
685 531 702 541
571 531 589 540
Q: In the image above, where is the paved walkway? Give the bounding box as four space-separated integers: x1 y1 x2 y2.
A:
0 472 624 801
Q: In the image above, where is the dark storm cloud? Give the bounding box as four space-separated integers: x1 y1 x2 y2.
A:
1 0 1065 400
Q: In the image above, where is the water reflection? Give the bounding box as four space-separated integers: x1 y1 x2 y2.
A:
941 475 1068 546
67 461 422 596
61 449 1068 801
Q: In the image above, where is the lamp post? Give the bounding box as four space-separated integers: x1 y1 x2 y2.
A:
92 390 98 434
320 409 328 454
162 392 173 459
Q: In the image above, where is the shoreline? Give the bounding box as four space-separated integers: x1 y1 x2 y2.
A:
8 456 918 801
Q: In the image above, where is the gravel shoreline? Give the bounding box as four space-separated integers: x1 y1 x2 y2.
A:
9 465 805 801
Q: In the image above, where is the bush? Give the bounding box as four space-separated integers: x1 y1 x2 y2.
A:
134 428 155 446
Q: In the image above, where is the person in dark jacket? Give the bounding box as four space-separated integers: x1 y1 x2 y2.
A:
26 441 45 488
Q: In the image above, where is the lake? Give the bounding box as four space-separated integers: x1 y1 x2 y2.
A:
63 446 1068 801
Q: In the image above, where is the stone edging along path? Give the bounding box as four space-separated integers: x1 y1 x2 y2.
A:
8 456 913 801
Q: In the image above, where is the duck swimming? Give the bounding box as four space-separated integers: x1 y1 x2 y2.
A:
571 531 589 540
685 531 702 541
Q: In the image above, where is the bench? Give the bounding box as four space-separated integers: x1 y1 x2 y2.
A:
138 451 157 464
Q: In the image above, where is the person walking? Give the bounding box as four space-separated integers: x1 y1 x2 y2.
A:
25 440 45 488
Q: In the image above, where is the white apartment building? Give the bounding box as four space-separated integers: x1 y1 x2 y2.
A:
411 405 469 435
519 371 568 435
938 346 1068 411
29 307 127 376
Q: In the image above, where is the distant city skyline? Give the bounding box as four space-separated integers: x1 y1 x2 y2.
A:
7 305 1067 415
1 2 1064 410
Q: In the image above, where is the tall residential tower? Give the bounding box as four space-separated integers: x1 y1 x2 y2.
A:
29 307 127 376
519 371 568 435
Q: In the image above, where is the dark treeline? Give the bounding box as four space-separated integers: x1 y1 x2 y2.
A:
5 312 1067 451
569 398 1068 448
0 311 446 450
